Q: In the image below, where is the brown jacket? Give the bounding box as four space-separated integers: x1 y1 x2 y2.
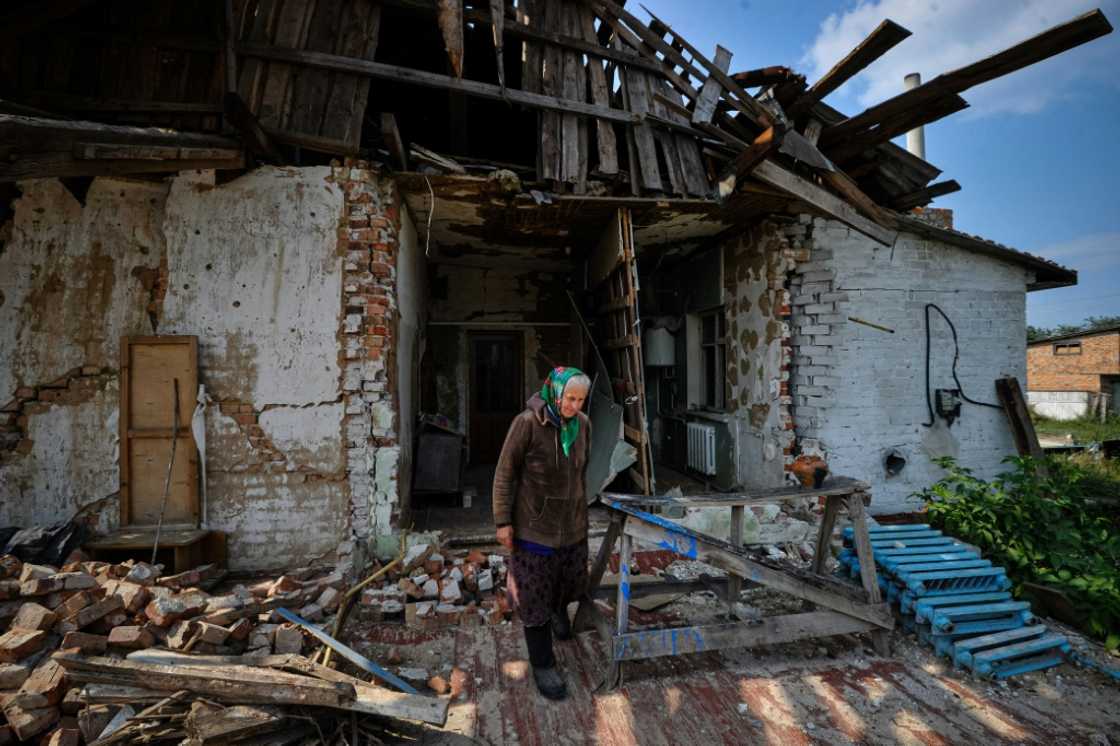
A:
492 393 590 548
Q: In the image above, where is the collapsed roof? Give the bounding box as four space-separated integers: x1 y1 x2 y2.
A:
0 0 1109 273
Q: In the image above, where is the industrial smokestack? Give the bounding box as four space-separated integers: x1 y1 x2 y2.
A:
904 73 926 160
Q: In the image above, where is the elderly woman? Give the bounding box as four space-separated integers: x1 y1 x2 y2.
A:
492 366 592 701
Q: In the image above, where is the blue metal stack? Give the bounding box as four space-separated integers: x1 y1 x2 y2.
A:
837 523 1071 679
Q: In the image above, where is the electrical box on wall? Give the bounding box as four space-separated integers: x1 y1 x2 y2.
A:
935 388 962 426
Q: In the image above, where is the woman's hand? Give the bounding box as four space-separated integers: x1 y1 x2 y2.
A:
496 525 514 550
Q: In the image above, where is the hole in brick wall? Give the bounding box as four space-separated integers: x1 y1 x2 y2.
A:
183 284 190 290
206 263 213 270
885 450 907 476
233 301 241 308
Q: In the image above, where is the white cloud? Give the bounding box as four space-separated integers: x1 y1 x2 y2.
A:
1031 231 1120 272
802 0 1120 118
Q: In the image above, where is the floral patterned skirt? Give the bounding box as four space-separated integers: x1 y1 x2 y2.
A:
506 541 589 627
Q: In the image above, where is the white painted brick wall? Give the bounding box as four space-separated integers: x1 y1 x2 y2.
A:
793 219 1029 514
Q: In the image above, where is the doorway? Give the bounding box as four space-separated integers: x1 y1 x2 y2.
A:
469 332 523 464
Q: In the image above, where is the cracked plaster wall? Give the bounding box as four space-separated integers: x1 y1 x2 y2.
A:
1 168 355 570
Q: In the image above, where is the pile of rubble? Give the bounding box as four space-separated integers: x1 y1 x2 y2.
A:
357 544 510 629
0 550 460 744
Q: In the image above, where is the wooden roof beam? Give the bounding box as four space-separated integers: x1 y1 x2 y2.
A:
892 179 962 210
0 114 243 182
825 92 969 161
0 0 101 42
237 43 642 124
824 9 1113 143
790 20 912 116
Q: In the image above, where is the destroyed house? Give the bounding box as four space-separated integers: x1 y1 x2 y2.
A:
0 0 1106 569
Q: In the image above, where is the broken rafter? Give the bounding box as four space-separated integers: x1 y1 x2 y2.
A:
750 159 897 246
0 114 245 182
630 3 775 127
826 93 969 162
790 20 912 116
237 43 641 124
823 9 1113 144
892 179 962 210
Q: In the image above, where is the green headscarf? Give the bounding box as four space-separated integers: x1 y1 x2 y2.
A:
541 366 585 458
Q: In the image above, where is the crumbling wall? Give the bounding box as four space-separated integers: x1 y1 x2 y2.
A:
0 178 166 526
789 217 1026 514
722 221 797 489
158 167 349 570
0 167 371 571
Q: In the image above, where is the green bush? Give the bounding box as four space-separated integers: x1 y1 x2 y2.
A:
915 456 1120 651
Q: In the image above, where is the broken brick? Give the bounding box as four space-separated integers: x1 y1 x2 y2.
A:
60 632 107 654
272 626 303 654
11 603 57 632
268 576 302 596
19 659 67 706
107 626 155 650
0 629 46 662
59 595 123 633
113 582 150 614
55 591 93 620
194 622 230 646
0 662 30 689
167 620 199 650
227 618 253 642
2 704 58 742
0 580 19 601
123 562 160 587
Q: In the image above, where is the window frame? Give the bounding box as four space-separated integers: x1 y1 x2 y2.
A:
1053 341 1082 356
698 308 728 411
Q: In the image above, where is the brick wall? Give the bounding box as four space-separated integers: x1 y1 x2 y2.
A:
790 218 1028 514
722 220 798 487
1027 331 1120 393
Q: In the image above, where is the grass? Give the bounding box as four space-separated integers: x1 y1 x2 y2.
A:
1065 451 1120 501
1030 412 1120 444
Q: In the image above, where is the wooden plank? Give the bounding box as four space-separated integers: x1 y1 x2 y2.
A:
612 611 877 661
811 494 841 577
823 10 1112 143
321 0 381 147
26 93 223 114
288 0 345 136
578 5 619 175
224 91 285 163
892 179 961 210
538 0 564 181
437 0 464 78
819 169 897 229
635 4 774 128
237 0 283 115
380 112 408 170
847 493 891 656
560 0 587 190
54 653 353 708
691 45 731 124
750 159 897 246
615 505 894 629
622 68 662 191
791 20 912 115
825 93 969 159
237 43 642 124
728 504 744 602
605 476 870 509
718 124 784 199
0 152 245 183
995 376 1046 461
256 0 313 128
490 0 505 90
74 143 240 161
615 533 632 634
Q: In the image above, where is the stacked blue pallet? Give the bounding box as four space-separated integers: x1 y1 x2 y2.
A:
837 523 1071 679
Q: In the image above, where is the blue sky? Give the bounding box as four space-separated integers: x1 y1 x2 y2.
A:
640 0 1120 328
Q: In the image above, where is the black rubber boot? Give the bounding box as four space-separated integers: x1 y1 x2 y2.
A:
551 605 573 641
524 623 568 700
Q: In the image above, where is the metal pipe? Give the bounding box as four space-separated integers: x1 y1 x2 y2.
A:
904 73 926 159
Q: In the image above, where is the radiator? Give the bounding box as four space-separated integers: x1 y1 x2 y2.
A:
686 422 717 476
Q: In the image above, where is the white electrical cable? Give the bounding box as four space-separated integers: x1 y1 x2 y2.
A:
423 175 435 258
